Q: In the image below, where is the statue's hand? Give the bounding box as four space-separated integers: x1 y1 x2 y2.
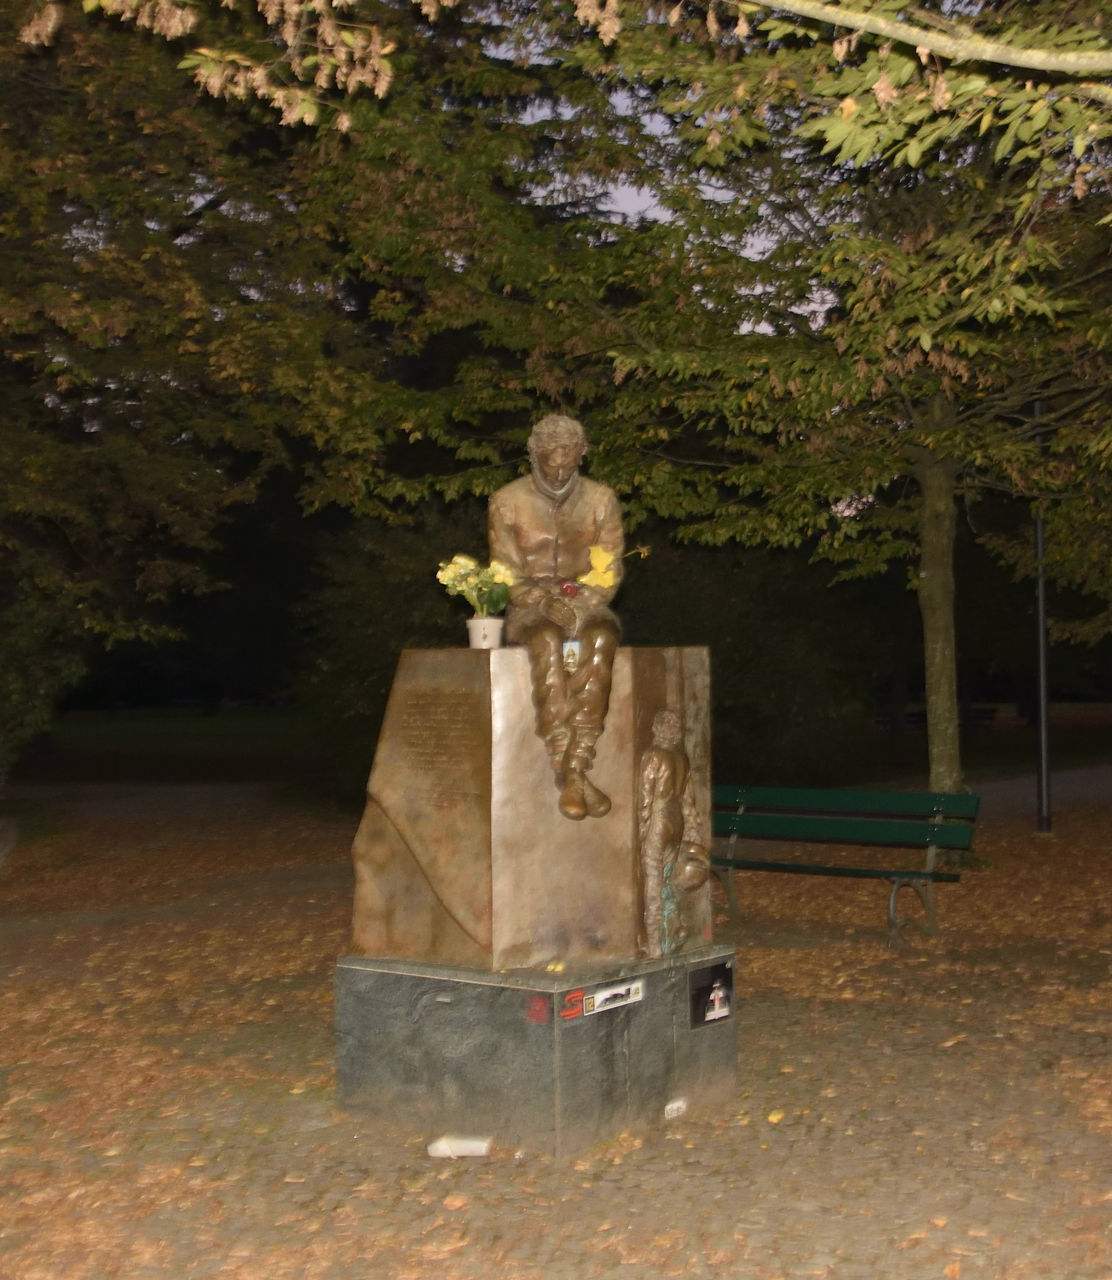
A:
540 595 577 632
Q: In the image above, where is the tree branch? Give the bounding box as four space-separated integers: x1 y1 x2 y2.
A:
754 1 1112 74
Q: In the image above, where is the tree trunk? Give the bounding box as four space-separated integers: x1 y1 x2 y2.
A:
913 449 962 794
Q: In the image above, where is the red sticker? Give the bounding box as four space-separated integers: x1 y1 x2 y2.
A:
525 994 550 1025
559 989 584 1021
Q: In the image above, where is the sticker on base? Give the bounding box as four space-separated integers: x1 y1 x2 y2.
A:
689 960 734 1029
583 980 644 1016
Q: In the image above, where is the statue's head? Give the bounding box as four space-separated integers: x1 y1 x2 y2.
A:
651 708 683 748
527 414 587 496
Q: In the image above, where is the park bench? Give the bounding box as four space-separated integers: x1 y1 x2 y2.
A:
711 784 979 947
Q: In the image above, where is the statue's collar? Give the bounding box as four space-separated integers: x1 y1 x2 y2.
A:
530 469 579 505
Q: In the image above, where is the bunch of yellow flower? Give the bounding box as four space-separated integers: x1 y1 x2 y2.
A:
578 545 618 590
576 543 651 590
436 554 515 618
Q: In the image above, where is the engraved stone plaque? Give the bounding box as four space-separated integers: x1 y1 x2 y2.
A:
351 651 493 966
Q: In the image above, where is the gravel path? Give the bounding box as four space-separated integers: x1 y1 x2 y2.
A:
1 772 1111 1279
974 764 1112 822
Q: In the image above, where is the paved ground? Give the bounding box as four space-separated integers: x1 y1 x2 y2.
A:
1 773 1111 1279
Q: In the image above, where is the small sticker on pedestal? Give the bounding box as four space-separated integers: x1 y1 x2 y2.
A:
524 994 551 1025
583 980 644 1016
689 960 734 1029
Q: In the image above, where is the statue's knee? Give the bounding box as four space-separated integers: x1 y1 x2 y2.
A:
524 623 564 663
582 623 618 664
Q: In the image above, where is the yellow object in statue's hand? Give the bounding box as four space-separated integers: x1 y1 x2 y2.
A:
578 545 617 590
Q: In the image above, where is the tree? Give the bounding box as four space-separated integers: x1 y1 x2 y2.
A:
36 1 1112 192
261 0 681 522
575 1 1112 196
728 0 1112 77
584 55 1112 789
14 0 1112 797
2 0 665 782
0 1 384 777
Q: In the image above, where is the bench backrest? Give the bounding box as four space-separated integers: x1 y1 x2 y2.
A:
711 784 979 851
712 784 979 820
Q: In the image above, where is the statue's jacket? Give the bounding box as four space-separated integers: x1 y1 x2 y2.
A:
487 474 624 643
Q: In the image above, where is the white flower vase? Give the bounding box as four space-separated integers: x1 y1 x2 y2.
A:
467 616 504 649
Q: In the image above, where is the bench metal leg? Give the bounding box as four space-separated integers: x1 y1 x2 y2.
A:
887 877 939 948
887 841 946 947
712 864 741 921
713 836 743 922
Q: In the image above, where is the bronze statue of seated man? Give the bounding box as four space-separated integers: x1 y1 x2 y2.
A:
488 414 623 820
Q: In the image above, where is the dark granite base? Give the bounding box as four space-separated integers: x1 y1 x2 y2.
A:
334 946 738 1156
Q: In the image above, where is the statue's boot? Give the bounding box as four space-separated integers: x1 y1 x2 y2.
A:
558 769 611 821
560 738 611 820
558 769 589 821
560 768 611 819
579 772 611 818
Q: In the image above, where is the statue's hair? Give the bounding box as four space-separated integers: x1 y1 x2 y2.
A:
651 708 683 745
528 414 587 460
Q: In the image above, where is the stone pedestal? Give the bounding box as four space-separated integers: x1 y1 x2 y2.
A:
350 646 711 970
335 945 737 1156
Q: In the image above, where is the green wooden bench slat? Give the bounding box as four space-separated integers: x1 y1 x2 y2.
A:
713 858 961 882
712 783 979 820
712 811 974 848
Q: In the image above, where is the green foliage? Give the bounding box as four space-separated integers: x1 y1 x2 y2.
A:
0 584 86 784
9 0 1112 798
12 707 317 786
576 1 1112 199
620 534 890 782
564 9 1112 789
296 509 891 792
581 24 1112 563
292 503 484 800
3 0 654 776
270 0 667 513
0 0 363 771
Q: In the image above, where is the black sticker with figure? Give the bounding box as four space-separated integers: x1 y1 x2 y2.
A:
689 960 734 1029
